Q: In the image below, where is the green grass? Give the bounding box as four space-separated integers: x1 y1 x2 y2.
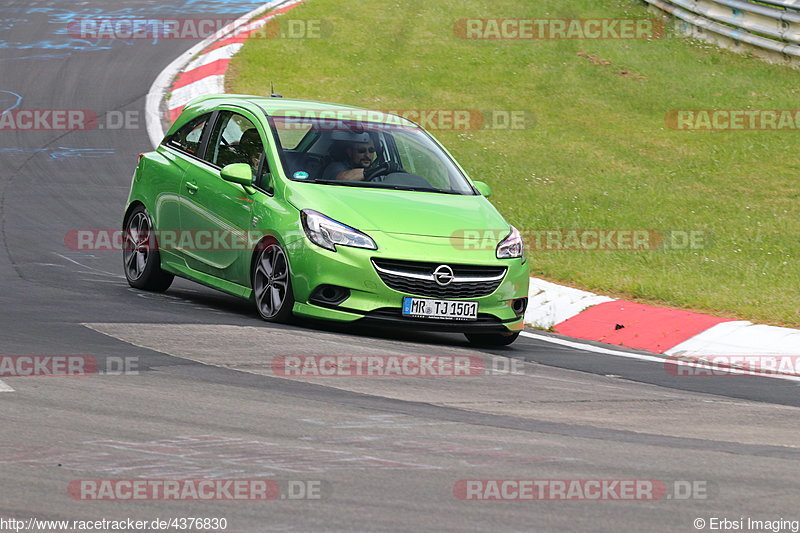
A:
228 0 800 327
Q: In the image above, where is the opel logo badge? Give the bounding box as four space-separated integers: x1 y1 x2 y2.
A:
433 265 454 286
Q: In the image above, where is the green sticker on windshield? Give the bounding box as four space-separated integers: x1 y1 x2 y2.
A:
293 171 309 180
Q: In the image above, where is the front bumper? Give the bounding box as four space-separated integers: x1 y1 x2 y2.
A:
286 230 529 333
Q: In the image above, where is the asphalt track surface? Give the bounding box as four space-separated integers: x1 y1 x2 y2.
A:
0 1 798 532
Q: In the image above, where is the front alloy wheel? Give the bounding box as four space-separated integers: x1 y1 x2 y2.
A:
253 242 294 322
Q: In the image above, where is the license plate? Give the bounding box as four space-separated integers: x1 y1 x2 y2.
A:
402 297 478 321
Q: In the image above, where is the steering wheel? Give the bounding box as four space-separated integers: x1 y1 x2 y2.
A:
363 160 404 182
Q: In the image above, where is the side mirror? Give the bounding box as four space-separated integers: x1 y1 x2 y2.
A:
220 163 253 187
473 180 492 197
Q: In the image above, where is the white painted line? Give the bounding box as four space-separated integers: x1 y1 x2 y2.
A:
520 330 800 382
54 253 125 279
145 0 295 147
521 331 666 363
0 380 14 392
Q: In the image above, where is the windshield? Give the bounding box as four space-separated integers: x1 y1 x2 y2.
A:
268 115 477 195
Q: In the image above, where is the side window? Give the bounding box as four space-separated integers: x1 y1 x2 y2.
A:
165 113 211 155
206 112 265 173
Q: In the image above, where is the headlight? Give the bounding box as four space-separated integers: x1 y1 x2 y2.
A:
301 209 377 252
496 226 524 259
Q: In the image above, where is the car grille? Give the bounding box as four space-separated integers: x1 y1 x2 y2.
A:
371 258 506 299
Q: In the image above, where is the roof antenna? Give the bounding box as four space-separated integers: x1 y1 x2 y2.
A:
270 82 282 98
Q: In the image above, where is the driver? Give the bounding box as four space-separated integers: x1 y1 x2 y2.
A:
321 137 375 181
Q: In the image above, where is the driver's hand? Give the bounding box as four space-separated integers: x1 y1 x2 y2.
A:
336 168 365 181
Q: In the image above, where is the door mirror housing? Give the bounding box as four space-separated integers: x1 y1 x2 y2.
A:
220 163 254 187
473 180 492 197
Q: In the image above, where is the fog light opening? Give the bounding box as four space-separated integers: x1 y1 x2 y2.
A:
310 285 350 306
511 297 528 316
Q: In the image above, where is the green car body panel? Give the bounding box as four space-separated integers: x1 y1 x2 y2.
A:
125 95 530 334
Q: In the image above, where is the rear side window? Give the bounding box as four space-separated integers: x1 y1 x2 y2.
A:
165 113 212 155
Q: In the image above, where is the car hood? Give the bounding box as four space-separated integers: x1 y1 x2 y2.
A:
284 183 510 237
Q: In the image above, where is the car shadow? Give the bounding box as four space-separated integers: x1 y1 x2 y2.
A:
130 282 522 352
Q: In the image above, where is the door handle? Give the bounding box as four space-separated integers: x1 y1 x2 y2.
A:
185 182 199 194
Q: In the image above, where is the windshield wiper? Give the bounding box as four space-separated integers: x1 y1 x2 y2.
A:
381 185 450 193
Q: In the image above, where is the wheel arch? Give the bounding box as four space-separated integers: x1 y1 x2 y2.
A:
122 201 146 230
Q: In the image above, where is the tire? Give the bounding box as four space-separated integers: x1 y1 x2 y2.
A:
465 331 521 346
252 241 295 323
122 206 173 292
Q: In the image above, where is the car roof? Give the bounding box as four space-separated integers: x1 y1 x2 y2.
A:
176 94 417 129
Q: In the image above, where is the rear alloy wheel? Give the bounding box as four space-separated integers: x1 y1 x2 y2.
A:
122 206 173 292
253 242 294 322
465 331 521 346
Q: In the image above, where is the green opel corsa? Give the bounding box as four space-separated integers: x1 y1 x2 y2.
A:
124 95 529 345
